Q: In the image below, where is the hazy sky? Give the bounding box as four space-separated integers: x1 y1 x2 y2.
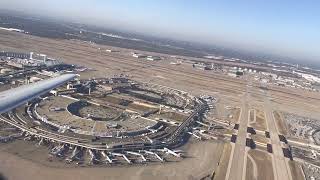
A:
0 0 319 62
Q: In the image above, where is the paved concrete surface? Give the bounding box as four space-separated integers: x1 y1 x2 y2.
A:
264 90 293 180
225 81 251 180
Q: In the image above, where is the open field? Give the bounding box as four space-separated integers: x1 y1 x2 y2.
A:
0 140 224 180
246 153 256 180
288 161 305 180
273 111 287 135
246 149 274 180
254 109 267 131
213 143 232 180
251 134 269 144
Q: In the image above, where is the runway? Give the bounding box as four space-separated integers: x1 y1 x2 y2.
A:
225 82 251 180
264 91 293 180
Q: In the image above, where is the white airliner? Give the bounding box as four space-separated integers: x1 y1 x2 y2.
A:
0 74 77 114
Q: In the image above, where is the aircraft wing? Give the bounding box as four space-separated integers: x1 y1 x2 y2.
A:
0 74 77 113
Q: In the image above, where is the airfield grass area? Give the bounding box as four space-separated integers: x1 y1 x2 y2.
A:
247 149 274 180
213 143 232 180
249 109 267 132
273 111 288 135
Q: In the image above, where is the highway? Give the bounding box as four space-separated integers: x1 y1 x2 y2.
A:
287 139 320 150
0 114 106 149
165 102 206 145
0 100 205 152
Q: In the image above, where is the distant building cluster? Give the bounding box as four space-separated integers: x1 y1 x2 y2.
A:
192 62 223 71
0 51 62 68
132 52 161 61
